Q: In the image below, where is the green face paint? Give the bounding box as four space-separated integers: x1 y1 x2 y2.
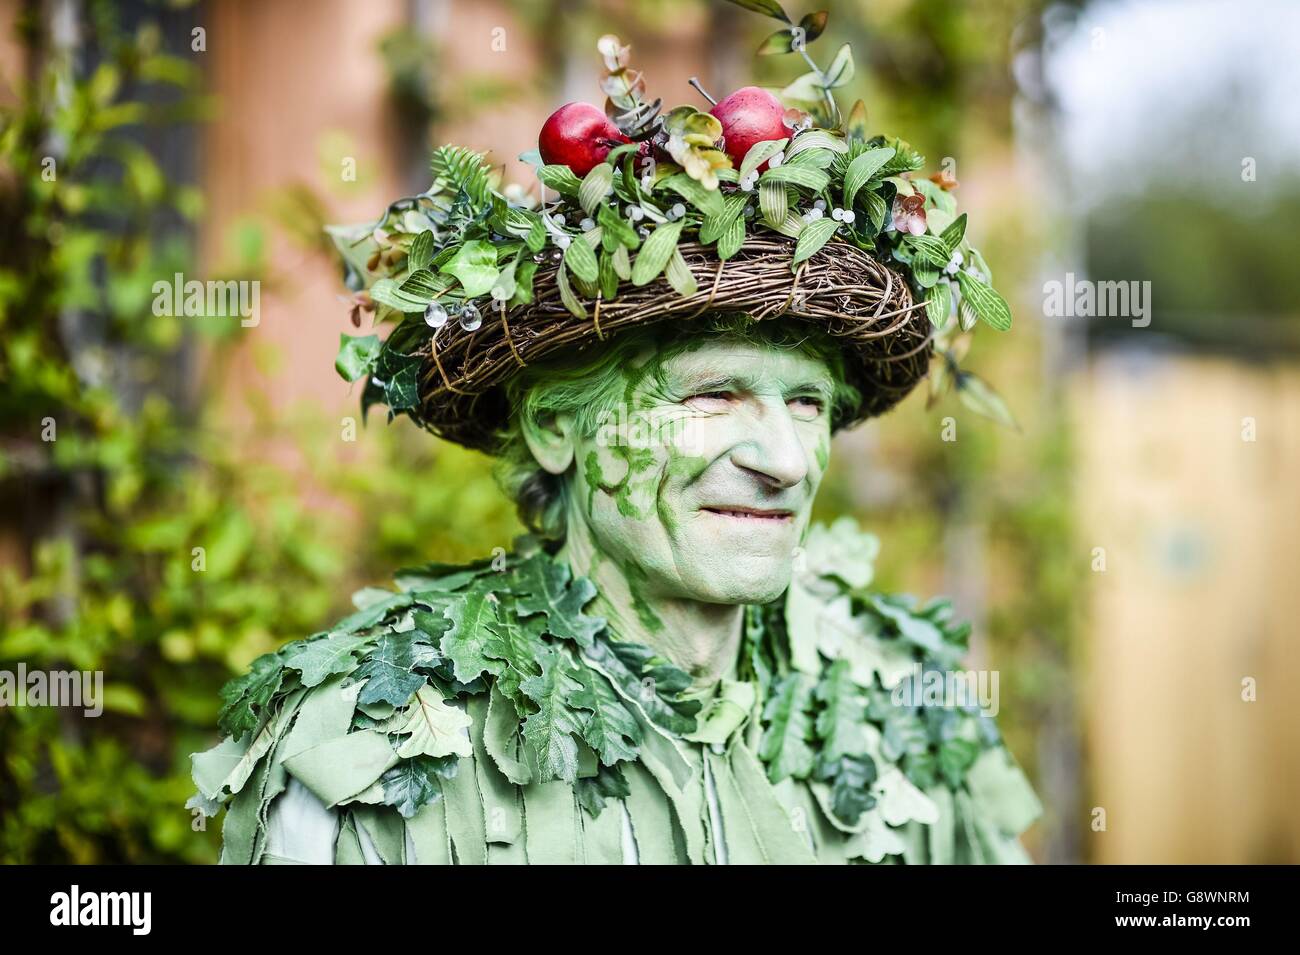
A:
563 337 836 611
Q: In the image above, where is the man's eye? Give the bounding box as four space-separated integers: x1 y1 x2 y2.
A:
788 396 824 416
685 390 734 405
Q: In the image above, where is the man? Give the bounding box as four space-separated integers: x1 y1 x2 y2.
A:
191 26 1038 863
190 309 1040 865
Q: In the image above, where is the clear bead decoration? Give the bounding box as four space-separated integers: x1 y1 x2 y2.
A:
424 302 448 328
458 302 482 331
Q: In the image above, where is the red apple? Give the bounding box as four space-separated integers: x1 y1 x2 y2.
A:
538 102 630 177
710 86 788 171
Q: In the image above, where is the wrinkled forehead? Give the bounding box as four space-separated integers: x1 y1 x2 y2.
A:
627 335 836 396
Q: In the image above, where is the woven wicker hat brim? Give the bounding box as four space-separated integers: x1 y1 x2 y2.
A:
416 235 932 452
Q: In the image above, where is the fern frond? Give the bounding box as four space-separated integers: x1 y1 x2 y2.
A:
429 145 498 213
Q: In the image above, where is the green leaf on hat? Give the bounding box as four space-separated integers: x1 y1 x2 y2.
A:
439 240 499 297
631 219 684 286
955 270 1012 331
793 215 837 266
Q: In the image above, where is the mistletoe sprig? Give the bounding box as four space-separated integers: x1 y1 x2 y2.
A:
329 13 1017 428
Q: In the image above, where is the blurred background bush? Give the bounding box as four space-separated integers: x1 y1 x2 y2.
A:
1 0 1297 863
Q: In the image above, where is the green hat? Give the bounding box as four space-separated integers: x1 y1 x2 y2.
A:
330 7 1013 453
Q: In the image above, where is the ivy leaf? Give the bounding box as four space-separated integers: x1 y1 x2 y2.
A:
759 672 817 782
380 755 458 818
631 219 684 286
955 270 1012 331
439 586 504 684
792 216 838 266
512 555 605 648
938 738 980 789
818 754 878 825
394 685 474 759
217 651 287 742
281 633 372 688
334 334 381 382
575 763 632 818
520 644 586 782
439 239 499 297
348 630 432 707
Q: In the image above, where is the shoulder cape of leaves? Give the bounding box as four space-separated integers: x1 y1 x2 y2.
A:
194 521 1039 845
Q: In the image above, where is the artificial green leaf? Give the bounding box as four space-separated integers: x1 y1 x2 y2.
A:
394 685 474 759
717 214 746 260
759 672 817 782
519 644 585 782
568 655 640 766
578 162 614 216
955 271 1012 331
700 193 748 244
281 632 372 688
792 216 838 266
440 587 504 684
739 138 789 182
563 234 599 284
822 43 854 88
631 220 684 286
760 164 829 192
334 334 381 382
939 213 967 254
723 0 791 24
537 164 583 195
581 635 700 735
661 172 724 216
843 147 895 210
556 261 587 318
665 248 698 296
407 230 435 271
381 755 458 818
759 179 788 228
845 99 869 142
350 630 435 707
925 281 952 330
955 371 1019 431
511 555 605 648
439 240 499 297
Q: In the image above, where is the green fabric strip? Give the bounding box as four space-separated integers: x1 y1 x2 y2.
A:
282 729 398 808
926 784 955 864
468 694 523 844
354 804 407 864
407 797 453 865
334 812 366 865
781 780 847 864
442 752 488 865
726 742 818 863
633 726 706 864
219 752 271 865
622 760 681 865
581 800 626 864
522 779 579 864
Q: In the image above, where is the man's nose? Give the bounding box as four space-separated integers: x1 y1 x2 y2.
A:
728 401 809 490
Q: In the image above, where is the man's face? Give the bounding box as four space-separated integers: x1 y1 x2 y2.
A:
564 336 835 606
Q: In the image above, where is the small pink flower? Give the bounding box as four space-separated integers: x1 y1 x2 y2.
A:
892 194 927 236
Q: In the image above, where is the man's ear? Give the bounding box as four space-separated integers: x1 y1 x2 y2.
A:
520 408 576 475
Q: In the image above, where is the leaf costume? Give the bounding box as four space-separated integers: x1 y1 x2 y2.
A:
190 519 1040 864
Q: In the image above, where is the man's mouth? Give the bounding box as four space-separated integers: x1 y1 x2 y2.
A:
700 505 794 523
